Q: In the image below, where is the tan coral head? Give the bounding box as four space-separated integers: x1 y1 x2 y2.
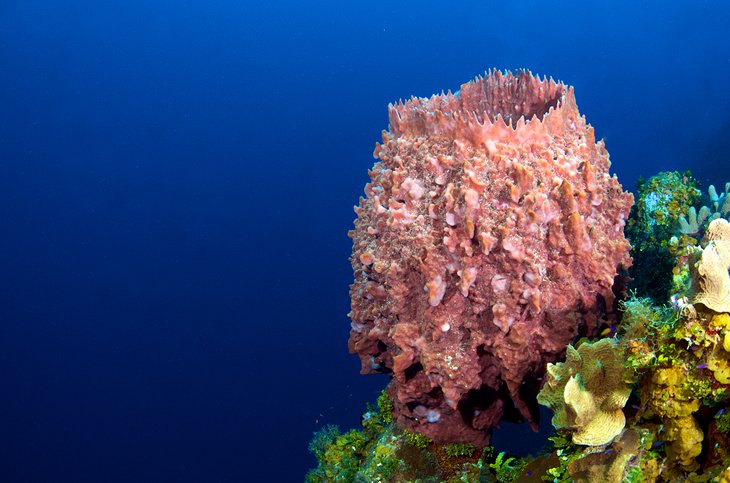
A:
690 218 730 313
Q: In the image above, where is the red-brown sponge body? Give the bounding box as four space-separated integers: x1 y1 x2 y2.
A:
348 70 633 446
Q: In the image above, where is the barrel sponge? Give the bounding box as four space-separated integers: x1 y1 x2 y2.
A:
537 338 632 446
348 70 633 446
690 218 730 313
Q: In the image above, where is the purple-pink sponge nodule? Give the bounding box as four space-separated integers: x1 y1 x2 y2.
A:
348 70 633 446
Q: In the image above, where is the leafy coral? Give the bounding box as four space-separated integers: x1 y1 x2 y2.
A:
537 338 633 446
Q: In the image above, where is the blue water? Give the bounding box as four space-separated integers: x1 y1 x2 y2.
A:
1 1 729 481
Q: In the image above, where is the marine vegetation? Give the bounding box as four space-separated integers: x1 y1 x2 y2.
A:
306 390 528 482
625 171 700 303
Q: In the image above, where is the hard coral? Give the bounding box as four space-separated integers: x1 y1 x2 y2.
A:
709 183 730 217
537 339 633 446
678 206 715 235
640 367 703 471
618 295 730 476
707 314 730 384
348 70 633 446
689 218 730 313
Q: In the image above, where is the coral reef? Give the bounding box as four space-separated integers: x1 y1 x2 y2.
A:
348 70 633 446
310 250 730 482
306 391 529 483
537 338 633 446
669 181 730 296
625 171 700 303
679 206 715 235
614 294 730 478
309 66 730 481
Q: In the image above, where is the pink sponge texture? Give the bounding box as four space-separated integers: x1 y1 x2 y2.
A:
348 70 633 446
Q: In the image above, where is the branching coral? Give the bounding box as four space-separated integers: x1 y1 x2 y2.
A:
678 206 716 235
709 183 730 217
676 182 730 236
629 174 730 303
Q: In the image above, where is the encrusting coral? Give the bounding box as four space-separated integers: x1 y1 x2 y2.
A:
348 69 633 446
640 367 704 471
707 314 730 385
537 338 633 446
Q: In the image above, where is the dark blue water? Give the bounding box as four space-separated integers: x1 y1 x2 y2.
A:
1 1 729 481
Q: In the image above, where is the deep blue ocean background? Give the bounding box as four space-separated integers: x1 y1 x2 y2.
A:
1 1 730 481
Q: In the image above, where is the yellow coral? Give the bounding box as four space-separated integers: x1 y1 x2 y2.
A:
665 416 703 471
537 339 633 446
706 314 730 383
643 368 700 418
640 367 703 471
709 343 730 384
690 218 730 313
709 313 730 330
